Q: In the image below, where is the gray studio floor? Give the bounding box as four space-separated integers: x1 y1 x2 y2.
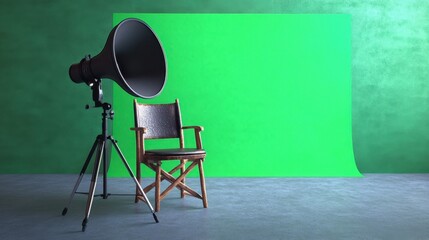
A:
0 174 428 240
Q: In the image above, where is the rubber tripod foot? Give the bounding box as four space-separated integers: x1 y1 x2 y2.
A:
153 213 159 223
62 208 68 216
82 218 88 232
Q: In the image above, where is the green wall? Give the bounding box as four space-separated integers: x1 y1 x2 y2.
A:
1 0 428 174
111 13 359 177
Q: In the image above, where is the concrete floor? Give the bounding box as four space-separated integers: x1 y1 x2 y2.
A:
0 174 428 240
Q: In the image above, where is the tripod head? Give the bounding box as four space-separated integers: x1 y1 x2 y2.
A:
89 79 104 108
83 72 114 119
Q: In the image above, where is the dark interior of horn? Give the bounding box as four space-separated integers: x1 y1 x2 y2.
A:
113 20 166 98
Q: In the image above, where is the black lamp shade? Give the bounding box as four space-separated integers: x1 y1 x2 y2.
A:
69 18 167 98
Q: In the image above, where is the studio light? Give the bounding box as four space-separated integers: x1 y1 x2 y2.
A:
69 18 166 99
62 18 166 232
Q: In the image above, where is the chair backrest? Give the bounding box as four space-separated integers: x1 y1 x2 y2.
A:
133 99 183 139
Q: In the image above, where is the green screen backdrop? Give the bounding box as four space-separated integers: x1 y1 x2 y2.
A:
110 13 361 177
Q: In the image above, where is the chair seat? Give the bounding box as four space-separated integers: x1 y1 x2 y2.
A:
145 148 206 156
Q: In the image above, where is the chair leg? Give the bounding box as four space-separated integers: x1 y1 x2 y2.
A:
198 160 208 208
155 163 161 212
180 159 186 198
135 161 141 203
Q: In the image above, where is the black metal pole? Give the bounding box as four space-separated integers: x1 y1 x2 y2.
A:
102 105 109 199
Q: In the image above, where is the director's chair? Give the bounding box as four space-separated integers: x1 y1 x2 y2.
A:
131 99 208 212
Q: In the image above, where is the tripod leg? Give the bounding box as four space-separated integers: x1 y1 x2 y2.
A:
62 138 99 216
82 141 105 232
109 137 159 223
102 138 108 199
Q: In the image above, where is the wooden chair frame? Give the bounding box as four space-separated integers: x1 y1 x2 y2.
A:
131 99 208 212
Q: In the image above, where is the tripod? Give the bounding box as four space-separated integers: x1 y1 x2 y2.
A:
61 80 158 232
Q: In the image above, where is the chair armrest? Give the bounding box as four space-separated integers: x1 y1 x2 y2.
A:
131 127 147 159
130 127 147 133
182 126 204 131
182 126 204 149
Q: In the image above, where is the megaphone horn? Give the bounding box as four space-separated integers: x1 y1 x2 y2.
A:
69 18 167 99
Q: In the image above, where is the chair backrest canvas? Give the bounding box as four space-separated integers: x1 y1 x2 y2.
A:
133 99 183 139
